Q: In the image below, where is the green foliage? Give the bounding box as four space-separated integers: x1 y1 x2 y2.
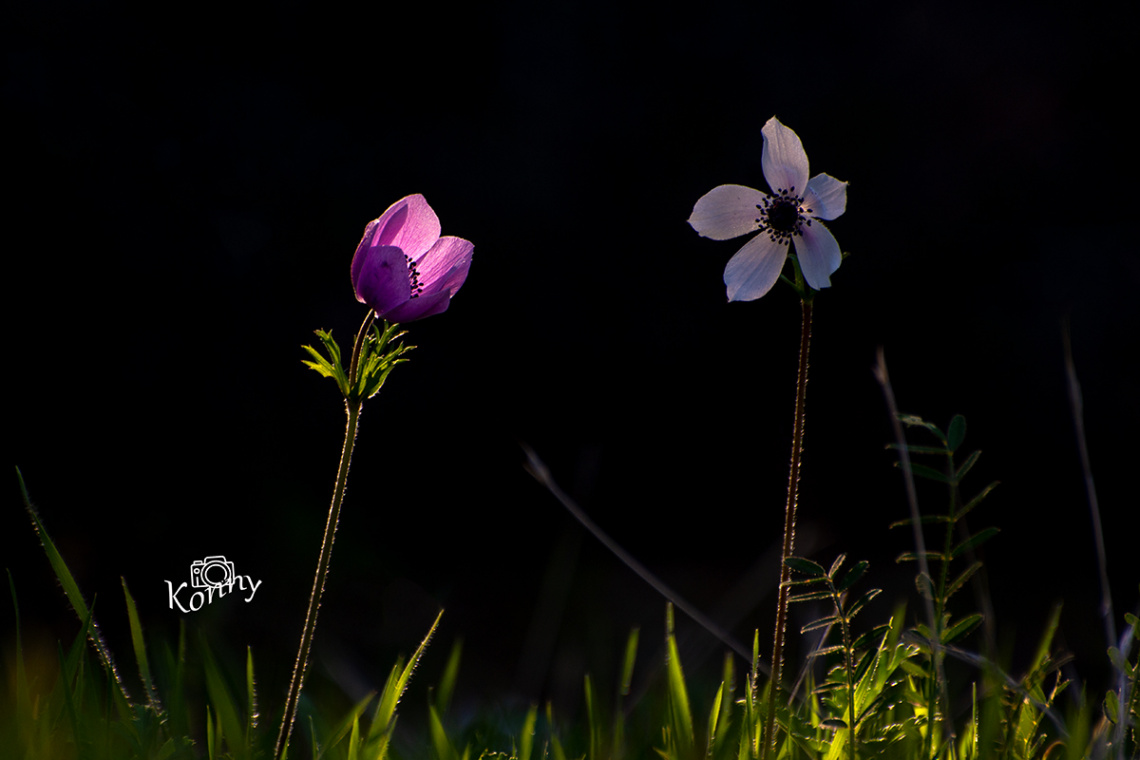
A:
302 321 413 404
5 472 441 760
8 389 1139 760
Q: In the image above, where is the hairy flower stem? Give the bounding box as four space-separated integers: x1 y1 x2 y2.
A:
275 312 373 760
762 298 813 760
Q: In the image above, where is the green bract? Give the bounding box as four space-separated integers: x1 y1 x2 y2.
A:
301 321 413 405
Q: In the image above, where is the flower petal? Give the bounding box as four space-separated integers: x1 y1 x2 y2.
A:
382 290 454 322
761 117 809 196
350 218 382 292
373 194 442 255
804 174 848 221
793 221 842 290
688 184 767 241
413 235 474 296
723 232 789 302
354 245 411 312
350 194 442 288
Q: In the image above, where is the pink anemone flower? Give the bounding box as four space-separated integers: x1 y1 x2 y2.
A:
688 117 847 301
351 194 473 322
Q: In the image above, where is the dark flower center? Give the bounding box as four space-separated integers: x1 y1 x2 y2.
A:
756 187 813 245
406 255 425 299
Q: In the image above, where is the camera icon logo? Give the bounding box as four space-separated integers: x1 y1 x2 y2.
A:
190 555 236 588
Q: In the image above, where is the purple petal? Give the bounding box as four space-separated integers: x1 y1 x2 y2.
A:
723 232 789 302
688 184 768 241
383 290 453 322
350 194 442 289
761 117 810 196
354 245 412 313
804 174 848 221
793 221 842 290
413 235 474 295
372 194 442 256
350 219 382 292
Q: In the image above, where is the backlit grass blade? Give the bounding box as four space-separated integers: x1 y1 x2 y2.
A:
202 640 250 760
246 646 259 749
315 693 374 760
429 703 460 760
583 674 602 760
122 576 163 717
370 609 443 743
664 605 695 757
18 467 130 701
518 704 538 760
7 571 32 752
435 639 463 716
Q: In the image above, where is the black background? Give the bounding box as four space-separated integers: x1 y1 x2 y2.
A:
5 0 1138 736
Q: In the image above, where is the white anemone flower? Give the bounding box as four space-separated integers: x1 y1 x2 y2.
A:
688 117 848 301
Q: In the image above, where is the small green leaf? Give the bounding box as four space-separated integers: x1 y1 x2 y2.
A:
896 462 953 483
896 551 948 563
955 480 998 521
836 561 869 593
943 613 983 644
1104 690 1120 724
785 557 827 577
788 590 834 604
809 645 848 660
944 561 983 601
947 415 966 452
820 718 848 729
956 450 982 480
951 527 1000 558
847 588 882 618
801 615 841 634
889 515 952 529
886 443 949 455
897 414 946 442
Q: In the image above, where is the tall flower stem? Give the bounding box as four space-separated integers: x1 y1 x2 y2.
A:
762 297 813 760
275 312 373 760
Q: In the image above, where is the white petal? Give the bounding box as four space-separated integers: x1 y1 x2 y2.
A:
688 184 767 241
761 117 809 195
794 221 842 290
804 174 848 221
723 232 789 302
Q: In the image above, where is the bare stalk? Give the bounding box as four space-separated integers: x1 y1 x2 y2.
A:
762 298 812 760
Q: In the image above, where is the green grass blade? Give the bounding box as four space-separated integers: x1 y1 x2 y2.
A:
428 703 459 760
519 704 538 760
315 692 375 760
122 576 163 717
347 714 361 760
436 639 463 716
18 468 130 702
664 614 695 757
7 571 32 754
202 640 249 760
584 674 602 760
371 609 443 743
245 646 258 747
